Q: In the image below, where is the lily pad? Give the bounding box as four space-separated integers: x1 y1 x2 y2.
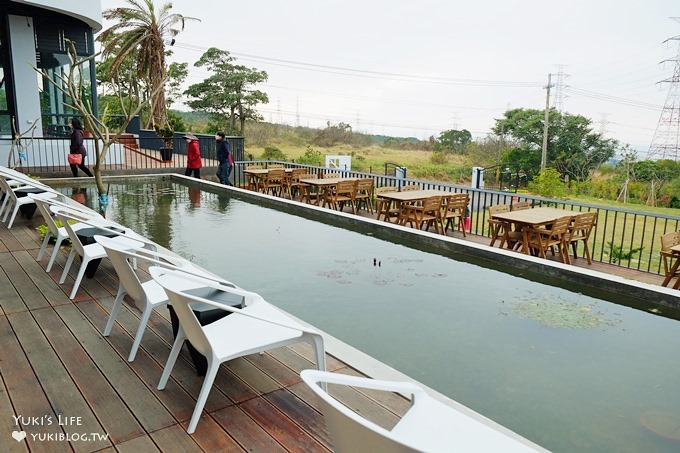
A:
512 295 621 329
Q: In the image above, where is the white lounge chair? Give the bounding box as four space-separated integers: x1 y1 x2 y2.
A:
51 206 141 299
30 193 92 272
300 369 538 453
0 176 57 228
150 265 326 434
94 235 228 362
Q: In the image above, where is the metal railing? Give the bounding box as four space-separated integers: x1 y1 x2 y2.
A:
0 135 244 176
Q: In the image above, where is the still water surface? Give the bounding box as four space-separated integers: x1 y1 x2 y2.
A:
70 182 680 452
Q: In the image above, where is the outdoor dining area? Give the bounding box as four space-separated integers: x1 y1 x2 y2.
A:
242 165 475 239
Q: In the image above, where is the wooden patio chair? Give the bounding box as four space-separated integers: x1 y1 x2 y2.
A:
511 200 532 211
260 168 285 196
403 195 444 234
244 164 264 191
660 231 680 287
526 215 572 263
299 174 320 204
284 167 308 199
487 204 522 249
323 179 357 213
566 212 597 264
442 193 469 236
375 186 400 223
354 178 374 214
267 163 285 169
401 184 420 191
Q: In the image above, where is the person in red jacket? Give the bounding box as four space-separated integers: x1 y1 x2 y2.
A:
184 133 202 178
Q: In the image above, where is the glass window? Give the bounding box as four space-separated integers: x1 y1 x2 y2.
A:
0 59 10 138
40 56 93 137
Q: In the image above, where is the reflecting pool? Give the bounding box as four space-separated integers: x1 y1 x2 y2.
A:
65 182 680 452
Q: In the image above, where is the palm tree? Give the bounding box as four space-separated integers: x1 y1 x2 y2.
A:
98 0 197 130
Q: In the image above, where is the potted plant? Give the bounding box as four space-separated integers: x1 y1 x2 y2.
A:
156 124 174 161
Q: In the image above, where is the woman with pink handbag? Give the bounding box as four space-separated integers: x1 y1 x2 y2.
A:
68 118 93 177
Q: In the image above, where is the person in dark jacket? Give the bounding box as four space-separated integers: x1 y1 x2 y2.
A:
215 131 232 185
184 133 202 178
69 118 93 177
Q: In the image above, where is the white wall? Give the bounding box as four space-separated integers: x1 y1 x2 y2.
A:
8 15 43 138
10 0 102 31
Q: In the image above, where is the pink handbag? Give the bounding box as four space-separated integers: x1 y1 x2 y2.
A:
67 153 83 165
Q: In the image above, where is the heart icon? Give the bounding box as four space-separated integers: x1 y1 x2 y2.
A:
12 430 27 442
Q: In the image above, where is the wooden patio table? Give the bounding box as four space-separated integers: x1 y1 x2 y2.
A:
491 207 577 255
299 177 359 206
376 189 450 226
243 167 294 192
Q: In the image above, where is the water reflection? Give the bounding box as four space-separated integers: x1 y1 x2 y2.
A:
188 187 201 208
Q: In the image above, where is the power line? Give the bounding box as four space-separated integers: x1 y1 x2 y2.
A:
174 43 542 88
564 86 661 110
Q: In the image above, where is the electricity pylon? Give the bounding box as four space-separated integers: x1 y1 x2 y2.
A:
648 18 680 161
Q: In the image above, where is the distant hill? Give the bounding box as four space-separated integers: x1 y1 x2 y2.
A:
171 109 426 146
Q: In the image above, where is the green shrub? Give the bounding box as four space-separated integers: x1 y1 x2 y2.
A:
296 145 323 166
528 168 566 198
607 242 643 263
260 146 288 161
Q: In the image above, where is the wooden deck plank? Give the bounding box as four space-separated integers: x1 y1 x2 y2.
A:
0 373 30 453
12 250 71 307
10 308 111 452
30 303 142 445
76 298 198 422
0 257 29 314
0 314 70 453
246 348 310 388
53 303 176 433
111 435 161 453
0 251 50 310
147 424 203 452
239 396 328 452
10 223 41 252
0 225 26 252
179 415 243 451
211 405 286 452
264 388 332 449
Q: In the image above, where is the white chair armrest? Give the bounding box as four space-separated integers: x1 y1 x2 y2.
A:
301 369 423 400
150 266 321 335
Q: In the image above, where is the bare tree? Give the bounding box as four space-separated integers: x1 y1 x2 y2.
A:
38 41 165 202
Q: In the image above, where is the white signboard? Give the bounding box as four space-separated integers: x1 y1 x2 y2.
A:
325 155 352 170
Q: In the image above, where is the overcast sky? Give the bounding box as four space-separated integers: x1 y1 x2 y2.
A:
100 0 679 154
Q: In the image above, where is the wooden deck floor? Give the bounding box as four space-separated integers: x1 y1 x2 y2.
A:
0 215 412 452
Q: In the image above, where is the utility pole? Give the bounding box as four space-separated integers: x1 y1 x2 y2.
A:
541 73 553 172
